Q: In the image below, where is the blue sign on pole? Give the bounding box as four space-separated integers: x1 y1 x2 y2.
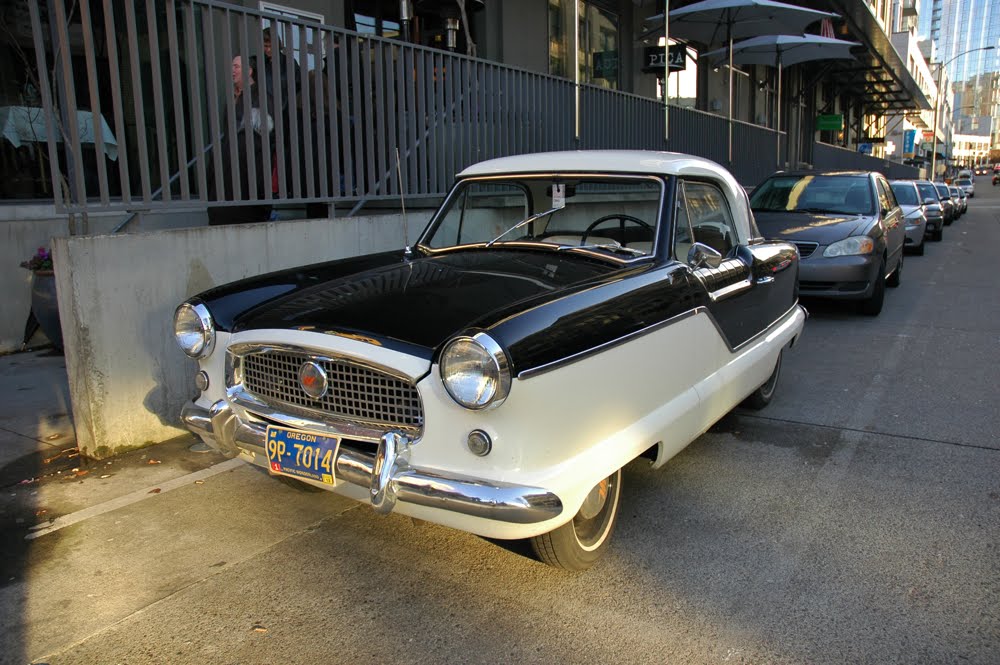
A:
903 129 917 154
858 143 873 155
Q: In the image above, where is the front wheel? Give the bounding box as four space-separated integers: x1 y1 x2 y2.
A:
858 258 886 316
742 350 782 410
531 468 622 571
887 252 902 288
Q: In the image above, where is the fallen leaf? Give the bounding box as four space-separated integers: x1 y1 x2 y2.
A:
148 488 161 494
147 459 162 465
194 480 205 485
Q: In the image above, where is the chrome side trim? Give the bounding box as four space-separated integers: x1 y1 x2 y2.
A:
709 278 752 302
181 401 563 525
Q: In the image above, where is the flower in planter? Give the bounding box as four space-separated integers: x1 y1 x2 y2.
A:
20 247 53 272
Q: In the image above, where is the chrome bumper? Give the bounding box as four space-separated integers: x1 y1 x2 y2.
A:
181 400 562 525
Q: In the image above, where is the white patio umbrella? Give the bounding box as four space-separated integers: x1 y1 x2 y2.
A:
703 34 859 166
641 0 838 162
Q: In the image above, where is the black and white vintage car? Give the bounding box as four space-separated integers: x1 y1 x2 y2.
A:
174 151 806 570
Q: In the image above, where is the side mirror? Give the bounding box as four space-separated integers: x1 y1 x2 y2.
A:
923 197 936 205
687 242 723 269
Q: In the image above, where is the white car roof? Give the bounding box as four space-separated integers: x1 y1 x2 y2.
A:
457 150 753 243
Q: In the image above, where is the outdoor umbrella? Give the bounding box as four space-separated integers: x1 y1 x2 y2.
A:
641 0 837 162
703 34 859 166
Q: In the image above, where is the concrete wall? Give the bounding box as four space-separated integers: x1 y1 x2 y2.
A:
1 206 209 353
51 212 430 459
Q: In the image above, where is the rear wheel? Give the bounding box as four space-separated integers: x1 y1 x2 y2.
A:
531 468 622 571
742 350 782 410
858 258 886 316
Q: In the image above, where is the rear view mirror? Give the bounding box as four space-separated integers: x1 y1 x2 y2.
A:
687 242 723 269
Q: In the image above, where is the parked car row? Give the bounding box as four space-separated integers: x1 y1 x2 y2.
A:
748 169 973 316
170 151 973 572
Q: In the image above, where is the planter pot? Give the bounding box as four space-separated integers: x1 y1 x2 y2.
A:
30 270 63 350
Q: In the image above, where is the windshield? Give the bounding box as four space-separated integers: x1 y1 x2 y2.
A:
956 179 972 186
935 184 951 198
422 176 663 257
916 182 938 202
890 183 919 206
750 174 873 215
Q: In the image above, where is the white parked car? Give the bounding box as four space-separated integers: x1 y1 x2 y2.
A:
174 150 807 570
955 177 974 198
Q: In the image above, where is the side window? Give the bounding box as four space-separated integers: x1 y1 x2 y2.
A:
683 181 738 257
674 183 694 261
875 178 895 214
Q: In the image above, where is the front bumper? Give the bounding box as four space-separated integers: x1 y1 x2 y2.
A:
904 221 926 246
797 254 878 299
181 400 563 527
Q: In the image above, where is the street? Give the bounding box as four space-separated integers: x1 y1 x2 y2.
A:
2 178 999 665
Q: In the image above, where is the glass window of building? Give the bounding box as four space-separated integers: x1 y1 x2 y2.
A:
548 1 620 90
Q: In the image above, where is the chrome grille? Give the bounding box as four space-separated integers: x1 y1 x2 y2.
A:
241 350 423 431
791 241 818 258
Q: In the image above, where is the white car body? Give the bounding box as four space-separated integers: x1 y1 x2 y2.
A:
177 150 807 567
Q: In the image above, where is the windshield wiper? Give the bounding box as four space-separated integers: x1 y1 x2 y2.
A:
557 243 646 257
485 207 561 247
796 207 841 214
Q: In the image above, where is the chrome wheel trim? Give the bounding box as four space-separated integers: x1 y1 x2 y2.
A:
572 470 620 552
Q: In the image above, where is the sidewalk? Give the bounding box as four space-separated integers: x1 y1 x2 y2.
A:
0 348 227 583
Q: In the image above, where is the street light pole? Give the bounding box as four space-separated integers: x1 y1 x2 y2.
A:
930 46 995 180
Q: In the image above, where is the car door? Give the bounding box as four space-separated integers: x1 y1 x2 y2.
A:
677 180 769 350
875 176 904 272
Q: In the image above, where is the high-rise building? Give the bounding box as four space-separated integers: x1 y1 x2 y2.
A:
919 0 1000 83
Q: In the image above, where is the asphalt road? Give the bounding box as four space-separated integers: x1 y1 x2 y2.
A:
4 179 999 665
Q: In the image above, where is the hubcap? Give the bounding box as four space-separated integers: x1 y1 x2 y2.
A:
578 477 609 520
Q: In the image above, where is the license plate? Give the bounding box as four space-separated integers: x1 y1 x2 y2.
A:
265 425 340 486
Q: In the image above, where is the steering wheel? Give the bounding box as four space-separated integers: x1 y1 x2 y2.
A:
581 214 652 245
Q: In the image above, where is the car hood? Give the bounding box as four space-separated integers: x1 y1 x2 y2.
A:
223 249 621 352
752 211 871 245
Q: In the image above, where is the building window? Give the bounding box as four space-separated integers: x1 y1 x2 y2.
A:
548 1 620 90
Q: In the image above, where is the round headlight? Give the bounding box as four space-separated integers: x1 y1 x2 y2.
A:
440 333 511 410
173 302 215 358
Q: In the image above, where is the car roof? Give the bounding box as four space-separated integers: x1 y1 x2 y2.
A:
764 170 873 178
458 150 731 180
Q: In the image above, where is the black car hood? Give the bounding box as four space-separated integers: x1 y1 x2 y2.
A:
752 211 872 245
225 249 621 352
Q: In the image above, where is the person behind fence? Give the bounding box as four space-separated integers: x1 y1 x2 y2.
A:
206 55 274 225
261 27 302 106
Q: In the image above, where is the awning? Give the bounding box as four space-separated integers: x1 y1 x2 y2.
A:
796 0 932 113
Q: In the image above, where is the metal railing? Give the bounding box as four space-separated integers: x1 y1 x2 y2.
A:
30 0 904 217
813 142 919 180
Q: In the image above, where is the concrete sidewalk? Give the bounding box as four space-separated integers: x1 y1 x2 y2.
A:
0 348 227 595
